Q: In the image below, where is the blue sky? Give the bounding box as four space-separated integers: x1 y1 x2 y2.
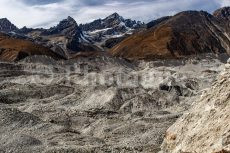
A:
0 0 229 28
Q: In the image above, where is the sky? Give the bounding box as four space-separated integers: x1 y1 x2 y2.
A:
0 0 229 28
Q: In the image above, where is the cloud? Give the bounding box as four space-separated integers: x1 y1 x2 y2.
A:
0 0 72 28
22 0 62 5
0 0 228 28
71 0 222 24
217 0 230 7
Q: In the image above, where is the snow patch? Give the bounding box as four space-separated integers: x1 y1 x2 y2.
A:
88 28 112 34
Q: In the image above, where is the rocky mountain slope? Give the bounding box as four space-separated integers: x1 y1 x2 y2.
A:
0 33 63 61
161 61 230 153
110 8 230 60
146 16 171 29
214 7 230 40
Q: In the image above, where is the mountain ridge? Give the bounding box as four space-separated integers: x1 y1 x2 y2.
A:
0 13 145 58
0 8 230 61
80 12 145 31
80 12 146 50
110 9 230 60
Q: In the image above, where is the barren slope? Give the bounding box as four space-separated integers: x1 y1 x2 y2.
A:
110 9 230 60
0 53 226 152
0 33 63 61
161 62 230 153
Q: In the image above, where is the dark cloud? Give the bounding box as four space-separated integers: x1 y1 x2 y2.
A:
22 0 62 5
0 0 228 28
22 0 220 11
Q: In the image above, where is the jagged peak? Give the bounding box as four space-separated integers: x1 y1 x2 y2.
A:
0 18 18 32
109 12 120 17
0 18 15 25
59 16 77 25
105 12 124 21
0 18 9 21
214 6 230 13
66 16 76 22
41 16 81 36
213 6 230 20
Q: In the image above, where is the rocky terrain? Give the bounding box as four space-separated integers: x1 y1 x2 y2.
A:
0 53 228 153
161 60 230 153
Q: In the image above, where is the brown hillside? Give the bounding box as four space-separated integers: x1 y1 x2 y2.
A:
110 10 230 60
0 33 63 62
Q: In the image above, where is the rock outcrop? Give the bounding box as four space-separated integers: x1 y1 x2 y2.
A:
161 62 230 153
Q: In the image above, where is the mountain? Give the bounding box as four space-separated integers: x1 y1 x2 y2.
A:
0 33 63 62
1 8 230 61
80 13 146 49
20 17 101 58
80 12 145 32
110 9 230 60
0 18 18 32
41 16 99 52
41 16 81 36
0 14 146 58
